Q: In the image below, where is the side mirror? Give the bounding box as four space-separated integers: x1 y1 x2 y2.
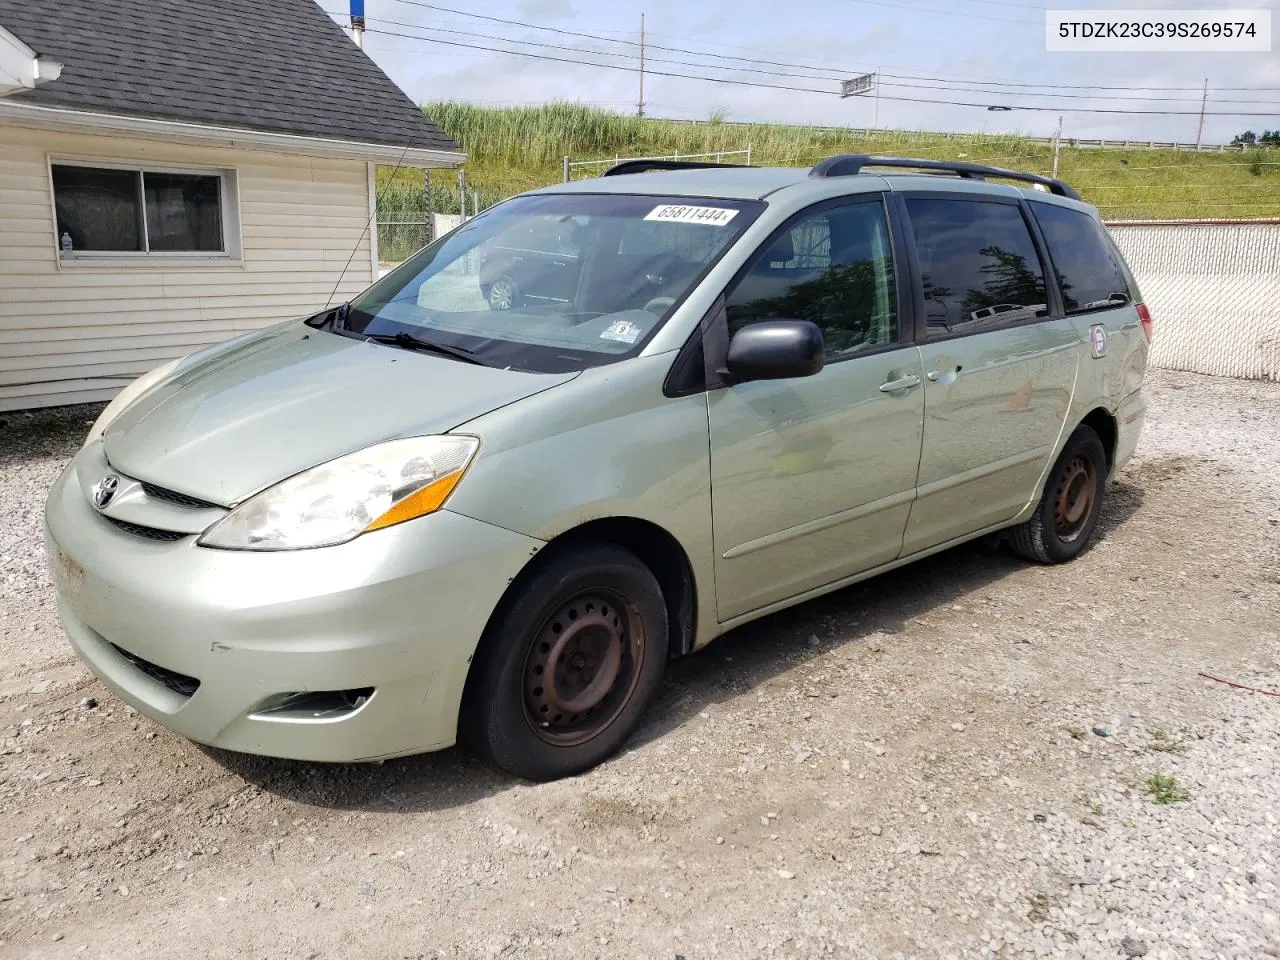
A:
725 319 825 381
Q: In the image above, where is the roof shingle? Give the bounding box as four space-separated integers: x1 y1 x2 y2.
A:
0 0 457 152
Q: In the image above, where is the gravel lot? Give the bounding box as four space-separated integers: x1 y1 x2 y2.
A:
2 369 1278 960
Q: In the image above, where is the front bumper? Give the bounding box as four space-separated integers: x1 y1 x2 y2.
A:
44 457 543 762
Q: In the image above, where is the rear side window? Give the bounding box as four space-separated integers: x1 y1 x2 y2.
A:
1030 202 1133 313
904 198 1048 338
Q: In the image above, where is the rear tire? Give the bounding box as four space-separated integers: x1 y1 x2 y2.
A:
1008 425 1107 564
487 276 518 311
460 543 668 781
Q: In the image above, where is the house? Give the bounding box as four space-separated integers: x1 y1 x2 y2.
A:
0 0 462 411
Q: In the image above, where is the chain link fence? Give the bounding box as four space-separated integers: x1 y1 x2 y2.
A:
1109 220 1280 380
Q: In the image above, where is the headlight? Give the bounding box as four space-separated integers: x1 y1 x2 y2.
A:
85 357 184 446
198 435 480 551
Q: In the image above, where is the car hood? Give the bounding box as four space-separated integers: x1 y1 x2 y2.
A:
104 323 576 505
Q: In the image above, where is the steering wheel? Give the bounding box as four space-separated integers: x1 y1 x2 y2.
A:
642 296 676 315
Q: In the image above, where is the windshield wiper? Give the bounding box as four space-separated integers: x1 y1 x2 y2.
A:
363 331 486 365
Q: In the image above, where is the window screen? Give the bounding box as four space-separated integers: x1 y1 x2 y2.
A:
905 198 1048 337
726 201 897 358
1030 202 1133 313
53 164 224 256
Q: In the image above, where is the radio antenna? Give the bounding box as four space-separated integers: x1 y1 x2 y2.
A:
326 136 417 309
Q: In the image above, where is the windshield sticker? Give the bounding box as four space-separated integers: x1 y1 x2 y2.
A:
600 319 644 344
644 204 739 227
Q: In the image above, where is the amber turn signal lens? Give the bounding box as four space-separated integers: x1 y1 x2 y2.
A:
364 471 466 532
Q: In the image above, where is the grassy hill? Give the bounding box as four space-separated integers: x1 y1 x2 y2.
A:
375 102 1279 259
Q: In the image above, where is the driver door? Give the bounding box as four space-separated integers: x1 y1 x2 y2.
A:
706 196 925 621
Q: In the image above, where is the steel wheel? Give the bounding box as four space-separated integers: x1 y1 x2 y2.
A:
488 277 516 311
522 589 642 747
1054 455 1096 543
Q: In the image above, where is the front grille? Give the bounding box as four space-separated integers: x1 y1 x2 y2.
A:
110 644 201 697
140 482 219 510
102 516 188 542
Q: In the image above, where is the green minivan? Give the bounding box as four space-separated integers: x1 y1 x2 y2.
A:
45 155 1150 781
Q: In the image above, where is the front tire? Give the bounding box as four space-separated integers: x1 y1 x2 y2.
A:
1008 425 1107 563
460 544 668 781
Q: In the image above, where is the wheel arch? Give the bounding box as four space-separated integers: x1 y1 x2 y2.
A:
472 516 699 667
1079 406 1118 472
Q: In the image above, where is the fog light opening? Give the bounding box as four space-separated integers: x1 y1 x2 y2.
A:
251 687 375 721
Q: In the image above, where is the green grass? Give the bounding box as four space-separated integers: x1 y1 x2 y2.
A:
1147 729 1184 754
1144 772 1190 804
373 101 1280 259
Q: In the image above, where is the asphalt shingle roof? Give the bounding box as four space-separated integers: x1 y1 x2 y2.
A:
0 0 456 152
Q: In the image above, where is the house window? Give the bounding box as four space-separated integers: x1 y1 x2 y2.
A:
52 163 229 258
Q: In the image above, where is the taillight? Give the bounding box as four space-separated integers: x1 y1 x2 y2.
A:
1135 302 1153 342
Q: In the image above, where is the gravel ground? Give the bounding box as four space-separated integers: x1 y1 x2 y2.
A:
1 369 1278 960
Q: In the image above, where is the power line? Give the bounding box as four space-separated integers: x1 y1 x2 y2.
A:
879 70 1280 93
346 13 864 82
374 0 1280 95
360 26 839 95
879 78 1280 106
356 25 1280 117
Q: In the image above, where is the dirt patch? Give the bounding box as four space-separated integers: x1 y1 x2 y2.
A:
2 370 1278 958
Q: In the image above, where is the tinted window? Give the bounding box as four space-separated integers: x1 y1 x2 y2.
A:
726 201 897 358
1030 202 1132 313
905 198 1048 337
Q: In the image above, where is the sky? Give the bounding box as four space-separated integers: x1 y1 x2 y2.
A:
327 0 1280 144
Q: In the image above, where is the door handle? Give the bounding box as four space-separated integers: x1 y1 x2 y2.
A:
879 374 921 393
926 364 963 382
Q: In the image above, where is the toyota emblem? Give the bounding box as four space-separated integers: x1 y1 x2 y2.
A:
91 475 119 510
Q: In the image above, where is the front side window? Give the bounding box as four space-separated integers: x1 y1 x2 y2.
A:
53 164 225 257
344 193 762 373
905 198 1048 337
725 200 898 358
1030 202 1133 313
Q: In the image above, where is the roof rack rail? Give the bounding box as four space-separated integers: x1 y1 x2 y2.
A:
809 154 1080 200
602 159 755 177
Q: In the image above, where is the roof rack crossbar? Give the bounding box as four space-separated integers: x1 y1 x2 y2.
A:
601 159 756 177
809 154 1080 200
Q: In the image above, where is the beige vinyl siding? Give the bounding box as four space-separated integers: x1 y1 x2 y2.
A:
0 123 376 411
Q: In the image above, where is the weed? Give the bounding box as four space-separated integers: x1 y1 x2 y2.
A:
1077 796 1104 816
1144 772 1189 804
1067 726 1087 740
1148 729 1183 754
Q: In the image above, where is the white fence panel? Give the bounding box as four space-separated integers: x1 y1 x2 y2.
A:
1108 222 1280 381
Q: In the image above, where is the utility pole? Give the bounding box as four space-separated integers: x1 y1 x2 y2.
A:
1051 115 1063 179
873 67 880 129
1194 78 1208 150
637 14 646 118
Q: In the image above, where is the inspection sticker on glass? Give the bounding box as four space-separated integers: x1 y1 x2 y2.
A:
600 318 644 344
644 204 739 227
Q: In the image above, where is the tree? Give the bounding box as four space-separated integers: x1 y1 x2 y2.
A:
1232 130 1258 145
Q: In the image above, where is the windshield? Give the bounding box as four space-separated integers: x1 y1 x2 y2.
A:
343 193 763 373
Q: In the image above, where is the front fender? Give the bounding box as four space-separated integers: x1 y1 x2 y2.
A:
446 353 718 647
